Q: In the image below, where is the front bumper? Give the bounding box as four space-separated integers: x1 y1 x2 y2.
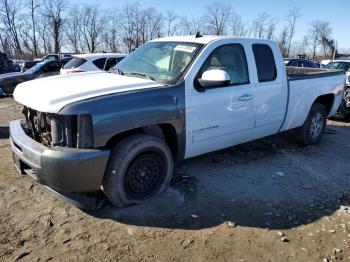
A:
10 119 110 192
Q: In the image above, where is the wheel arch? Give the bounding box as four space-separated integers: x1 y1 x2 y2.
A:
313 94 335 116
105 123 179 160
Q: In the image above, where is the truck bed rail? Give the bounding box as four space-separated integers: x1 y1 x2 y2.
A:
286 67 345 81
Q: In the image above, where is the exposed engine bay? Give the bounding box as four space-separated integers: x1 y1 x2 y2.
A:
21 107 93 149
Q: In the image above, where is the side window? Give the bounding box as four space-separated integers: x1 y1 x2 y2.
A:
289 60 299 67
252 44 277 82
93 58 106 70
43 62 59 73
305 61 316 68
104 58 118 71
198 44 249 86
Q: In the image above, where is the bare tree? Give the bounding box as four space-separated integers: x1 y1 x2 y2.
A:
300 36 310 56
179 16 203 35
203 1 232 35
0 0 23 55
319 21 332 57
119 3 141 52
230 12 249 36
44 0 66 53
0 24 12 54
164 11 179 36
266 18 277 40
65 5 82 53
0 0 340 60
285 7 301 57
307 20 333 59
139 7 162 45
27 0 40 56
308 20 322 59
278 26 289 57
37 14 53 54
19 0 41 56
101 9 121 53
251 12 269 38
79 5 105 53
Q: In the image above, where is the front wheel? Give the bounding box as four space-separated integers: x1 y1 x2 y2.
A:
295 103 327 146
102 134 173 207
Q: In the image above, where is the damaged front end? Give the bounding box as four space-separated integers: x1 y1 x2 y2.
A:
340 85 350 116
344 86 350 108
21 106 94 149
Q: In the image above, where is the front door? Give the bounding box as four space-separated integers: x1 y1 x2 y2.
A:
185 43 255 158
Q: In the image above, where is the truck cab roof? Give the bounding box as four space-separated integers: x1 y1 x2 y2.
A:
150 35 276 45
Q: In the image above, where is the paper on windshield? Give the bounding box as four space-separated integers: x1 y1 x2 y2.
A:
174 45 197 53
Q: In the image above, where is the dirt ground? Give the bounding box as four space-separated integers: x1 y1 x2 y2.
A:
1 96 350 262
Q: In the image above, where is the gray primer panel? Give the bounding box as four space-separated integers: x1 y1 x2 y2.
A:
59 81 186 161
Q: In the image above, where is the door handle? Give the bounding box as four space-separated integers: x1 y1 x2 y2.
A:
238 94 253 102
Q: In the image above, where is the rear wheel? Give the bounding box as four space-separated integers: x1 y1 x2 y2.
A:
102 134 173 207
295 103 327 145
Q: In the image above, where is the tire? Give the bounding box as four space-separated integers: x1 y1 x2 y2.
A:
102 134 173 207
295 103 327 146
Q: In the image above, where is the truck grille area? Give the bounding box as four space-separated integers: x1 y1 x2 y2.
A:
22 107 78 148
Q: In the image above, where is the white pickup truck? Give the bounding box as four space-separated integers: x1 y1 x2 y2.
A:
10 36 346 208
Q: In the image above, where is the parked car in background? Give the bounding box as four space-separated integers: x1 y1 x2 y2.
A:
313 62 323 68
284 58 319 68
10 36 345 208
60 53 126 75
42 53 73 66
325 60 350 116
0 52 11 74
9 59 24 72
0 60 61 94
21 60 39 72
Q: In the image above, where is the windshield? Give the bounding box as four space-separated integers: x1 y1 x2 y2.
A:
25 61 46 73
63 57 87 69
115 42 203 84
325 62 350 71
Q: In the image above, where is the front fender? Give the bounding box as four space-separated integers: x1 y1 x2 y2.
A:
59 82 186 158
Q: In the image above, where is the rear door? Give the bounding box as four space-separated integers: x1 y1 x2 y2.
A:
185 40 256 158
251 43 288 138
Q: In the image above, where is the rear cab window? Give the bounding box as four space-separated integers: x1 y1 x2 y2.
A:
63 57 86 69
252 44 277 82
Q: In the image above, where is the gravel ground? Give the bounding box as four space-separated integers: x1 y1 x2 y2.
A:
1 96 350 262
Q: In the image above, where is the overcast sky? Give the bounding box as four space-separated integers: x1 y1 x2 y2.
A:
80 0 349 50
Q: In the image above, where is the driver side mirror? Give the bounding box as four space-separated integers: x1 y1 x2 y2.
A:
198 69 231 89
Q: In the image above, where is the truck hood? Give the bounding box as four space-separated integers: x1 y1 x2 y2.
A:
13 71 164 113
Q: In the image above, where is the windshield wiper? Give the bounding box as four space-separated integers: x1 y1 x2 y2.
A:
125 71 156 81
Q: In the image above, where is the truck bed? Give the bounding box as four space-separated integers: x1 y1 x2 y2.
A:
280 67 345 132
286 66 345 80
